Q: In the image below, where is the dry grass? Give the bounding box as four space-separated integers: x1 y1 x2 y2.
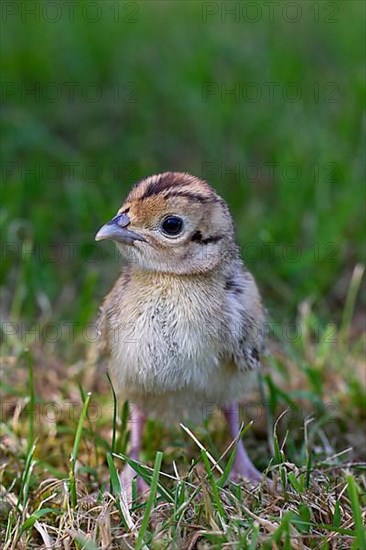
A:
1 278 365 548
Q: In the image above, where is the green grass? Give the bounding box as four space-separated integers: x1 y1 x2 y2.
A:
1 1 365 548
1 0 365 323
1 291 365 547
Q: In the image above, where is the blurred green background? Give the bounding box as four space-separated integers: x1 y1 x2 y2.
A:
1 0 365 339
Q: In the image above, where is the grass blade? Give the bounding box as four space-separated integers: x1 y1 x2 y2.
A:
69 392 91 508
107 373 118 454
347 475 366 549
216 444 237 488
17 441 36 513
107 452 133 530
25 349 35 453
341 264 364 343
113 452 174 503
135 451 163 550
217 422 253 488
19 507 55 536
200 449 226 521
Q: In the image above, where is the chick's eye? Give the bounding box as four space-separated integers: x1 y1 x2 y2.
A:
161 216 184 236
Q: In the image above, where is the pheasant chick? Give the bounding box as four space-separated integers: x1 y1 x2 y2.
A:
96 172 266 492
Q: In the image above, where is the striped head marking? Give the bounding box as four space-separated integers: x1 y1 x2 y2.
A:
96 172 237 274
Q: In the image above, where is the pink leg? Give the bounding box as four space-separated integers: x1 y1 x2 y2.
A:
120 405 149 501
222 402 262 483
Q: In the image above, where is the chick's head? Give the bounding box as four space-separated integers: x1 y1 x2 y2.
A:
96 172 237 274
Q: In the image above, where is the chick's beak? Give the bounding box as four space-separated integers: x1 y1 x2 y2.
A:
95 213 146 244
